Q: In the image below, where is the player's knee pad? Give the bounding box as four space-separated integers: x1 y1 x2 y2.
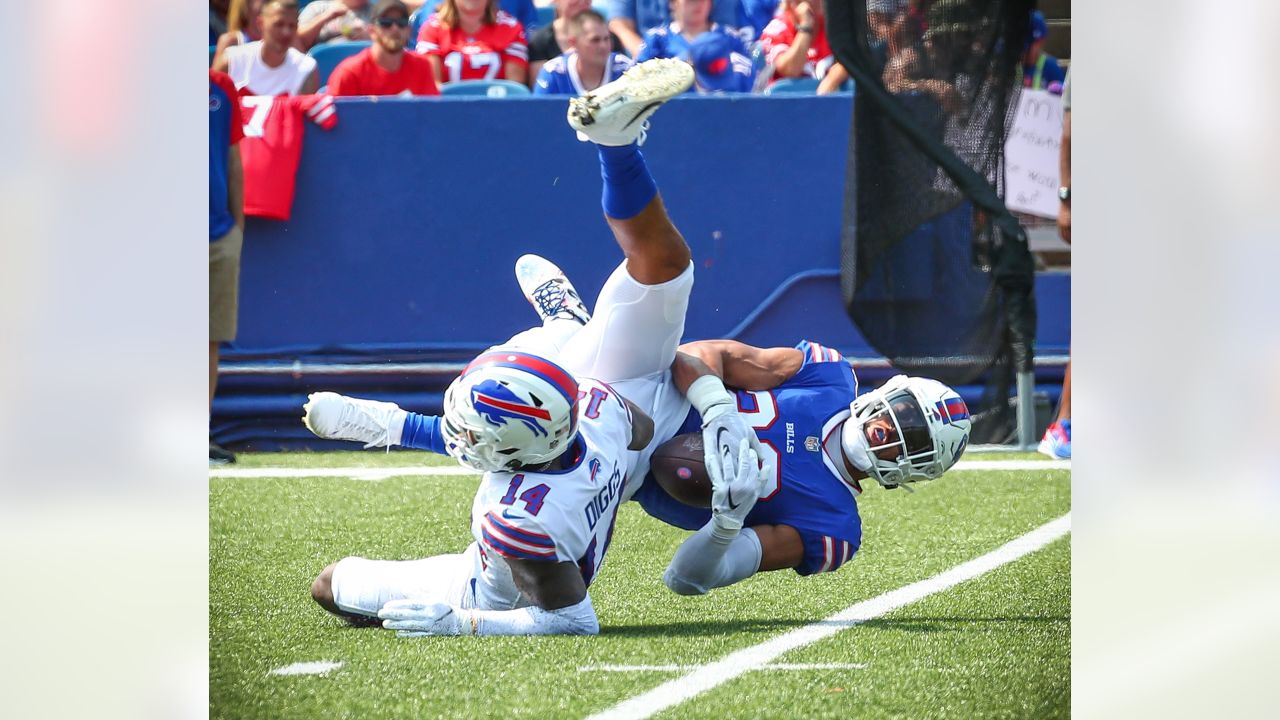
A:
662 566 709 596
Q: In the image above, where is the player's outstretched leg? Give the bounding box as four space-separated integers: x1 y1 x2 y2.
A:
568 58 694 286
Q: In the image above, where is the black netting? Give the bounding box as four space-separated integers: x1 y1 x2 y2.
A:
827 0 1037 397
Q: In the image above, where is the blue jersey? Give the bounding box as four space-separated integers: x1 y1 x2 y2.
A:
633 341 864 576
608 0 741 36
636 24 749 63
533 51 632 96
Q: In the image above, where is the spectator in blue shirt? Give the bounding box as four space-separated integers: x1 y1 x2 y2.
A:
635 0 748 63
1023 9 1065 94
684 28 754 93
736 0 778 42
608 0 741 56
534 10 632 95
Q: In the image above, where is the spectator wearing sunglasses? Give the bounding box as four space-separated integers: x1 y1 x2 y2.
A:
328 0 441 96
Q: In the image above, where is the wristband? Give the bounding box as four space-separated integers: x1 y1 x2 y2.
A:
796 25 814 34
686 375 735 417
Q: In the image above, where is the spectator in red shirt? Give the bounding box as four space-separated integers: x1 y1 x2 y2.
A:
328 0 441 96
417 0 530 85
760 0 836 85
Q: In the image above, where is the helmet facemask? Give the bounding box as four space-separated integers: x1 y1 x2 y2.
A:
842 375 957 489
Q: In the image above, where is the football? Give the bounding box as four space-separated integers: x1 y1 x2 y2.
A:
649 432 712 507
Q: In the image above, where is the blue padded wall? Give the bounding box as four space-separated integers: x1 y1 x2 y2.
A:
218 94 1070 450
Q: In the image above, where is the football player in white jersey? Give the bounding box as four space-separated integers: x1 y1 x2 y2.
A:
303 58 768 637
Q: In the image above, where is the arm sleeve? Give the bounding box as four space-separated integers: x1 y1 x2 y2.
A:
663 524 762 595
458 595 599 635
400 412 447 454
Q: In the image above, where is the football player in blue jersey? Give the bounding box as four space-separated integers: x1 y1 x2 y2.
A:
640 340 971 596
301 58 769 637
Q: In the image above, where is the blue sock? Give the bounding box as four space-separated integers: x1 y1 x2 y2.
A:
598 143 657 220
400 412 447 455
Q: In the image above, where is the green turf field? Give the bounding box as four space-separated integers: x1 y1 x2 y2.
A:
210 451 1069 719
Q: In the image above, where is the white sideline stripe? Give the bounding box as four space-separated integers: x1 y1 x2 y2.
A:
580 663 867 672
587 513 1071 720
269 661 343 676
209 459 1065 480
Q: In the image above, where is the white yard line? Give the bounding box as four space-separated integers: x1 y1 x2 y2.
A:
209 459 1066 480
586 513 1071 720
269 661 343 676
580 663 867 673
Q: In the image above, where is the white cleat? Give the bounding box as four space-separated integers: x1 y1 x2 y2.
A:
515 254 591 325
567 58 695 146
302 392 407 449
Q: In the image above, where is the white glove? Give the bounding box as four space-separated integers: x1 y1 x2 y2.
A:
378 600 470 637
687 375 765 500
709 437 768 539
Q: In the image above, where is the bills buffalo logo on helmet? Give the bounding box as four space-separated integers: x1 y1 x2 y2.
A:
470 379 551 436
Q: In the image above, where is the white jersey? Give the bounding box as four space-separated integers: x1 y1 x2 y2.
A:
466 377 638 610
225 41 317 96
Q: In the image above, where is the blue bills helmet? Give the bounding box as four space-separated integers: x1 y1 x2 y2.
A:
441 350 581 472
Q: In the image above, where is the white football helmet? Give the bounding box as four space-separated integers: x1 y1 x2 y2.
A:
441 350 581 472
840 375 971 489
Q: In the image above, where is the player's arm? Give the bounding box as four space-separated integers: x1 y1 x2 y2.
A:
622 397 654 451
380 513 600 637
673 340 804 393
379 558 599 636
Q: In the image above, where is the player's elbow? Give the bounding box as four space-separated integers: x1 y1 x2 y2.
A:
662 567 710 596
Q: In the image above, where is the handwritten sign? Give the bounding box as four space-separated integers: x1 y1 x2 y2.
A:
1004 89 1064 219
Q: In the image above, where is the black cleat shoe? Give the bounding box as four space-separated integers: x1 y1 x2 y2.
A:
210 441 236 465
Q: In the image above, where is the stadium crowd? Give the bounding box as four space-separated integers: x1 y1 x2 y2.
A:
211 0 1068 98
